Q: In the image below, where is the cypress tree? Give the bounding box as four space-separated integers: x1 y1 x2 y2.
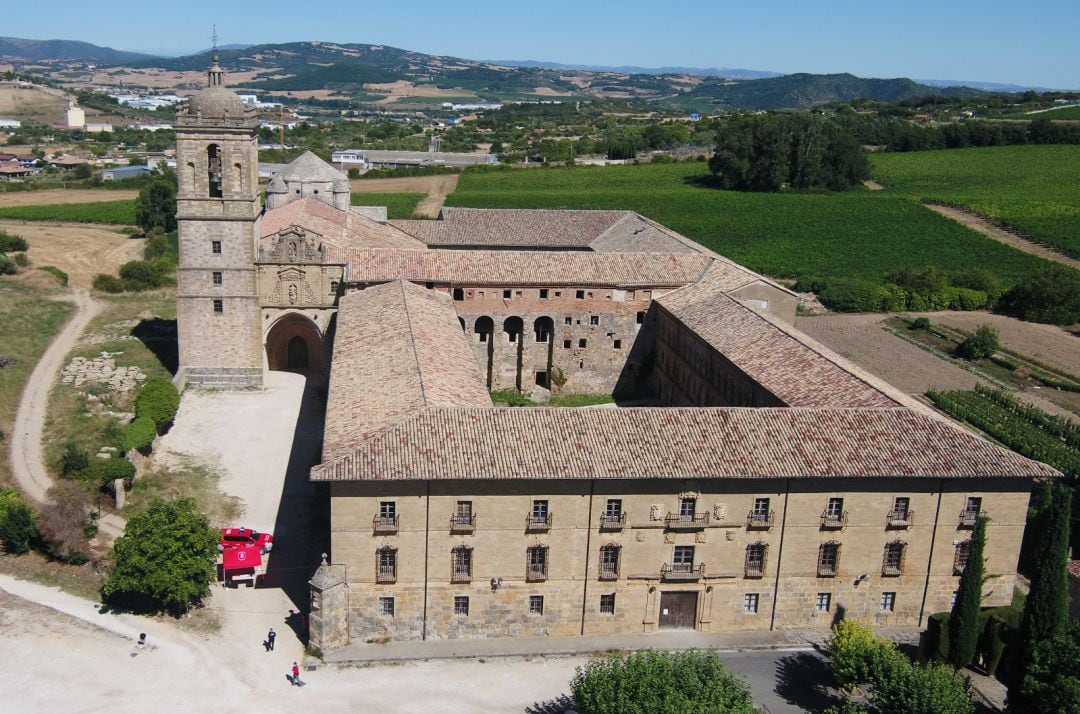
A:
1010 481 1073 707
948 515 986 668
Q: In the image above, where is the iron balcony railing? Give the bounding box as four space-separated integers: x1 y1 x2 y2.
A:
450 513 477 532
886 509 914 529
598 563 620 580
662 562 705 580
525 513 552 531
373 514 399 533
376 563 397 584
599 512 626 530
747 510 774 529
820 510 848 529
664 512 710 529
958 510 984 528
526 563 548 581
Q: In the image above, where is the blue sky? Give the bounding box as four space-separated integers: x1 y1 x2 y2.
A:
6 0 1078 88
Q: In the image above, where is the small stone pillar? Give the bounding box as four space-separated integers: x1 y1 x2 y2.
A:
308 553 348 654
113 479 126 509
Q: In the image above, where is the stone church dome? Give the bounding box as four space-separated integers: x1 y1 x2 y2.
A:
187 86 248 118
278 150 349 183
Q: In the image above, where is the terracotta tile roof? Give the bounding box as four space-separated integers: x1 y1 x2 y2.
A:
1069 560 1080 579
312 406 1058 481
391 208 630 249
588 213 703 253
323 248 714 288
658 274 899 408
262 198 425 251
322 280 491 460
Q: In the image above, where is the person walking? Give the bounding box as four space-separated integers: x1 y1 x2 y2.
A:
267 628 276 652
291 661 302 686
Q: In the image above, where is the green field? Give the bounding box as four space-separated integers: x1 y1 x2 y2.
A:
871 146 1080 258
1000 106 1080 121
350 192 426 219
447 163 1053 285
0 200 137 225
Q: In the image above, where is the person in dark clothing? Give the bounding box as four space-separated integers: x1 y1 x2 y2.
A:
267 628 276 651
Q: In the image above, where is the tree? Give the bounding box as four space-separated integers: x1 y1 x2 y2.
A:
570 648 755 714
134 169 177 234
997 264 1080 326
830 618 878 690
1021 619 1080 713
0 488 37 554
949 516 986 668
102 498 218 614
1011 482 1073 706
956 325 999 360
133 377 181 430
37 481 90 563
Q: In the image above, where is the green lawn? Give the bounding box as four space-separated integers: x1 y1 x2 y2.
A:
0 200 137 225
448 163 1053 286
351 192 427 219
871 145 1080 258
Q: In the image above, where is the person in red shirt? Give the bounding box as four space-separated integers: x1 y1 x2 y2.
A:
291 661 302 686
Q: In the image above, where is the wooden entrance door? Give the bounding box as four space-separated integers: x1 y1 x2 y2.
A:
659 591 698 629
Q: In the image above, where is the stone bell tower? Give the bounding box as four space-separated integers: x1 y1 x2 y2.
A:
174 55 263 389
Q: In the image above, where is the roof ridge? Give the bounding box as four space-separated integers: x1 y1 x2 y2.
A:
586 212 637 250
396 280 431 410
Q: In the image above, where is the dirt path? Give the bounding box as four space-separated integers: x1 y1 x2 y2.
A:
349 174 459 218
1 220 144 289
0 189 139 207
925 204 1080 271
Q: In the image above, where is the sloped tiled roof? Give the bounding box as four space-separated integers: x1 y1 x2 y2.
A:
312 407 1058 481
321 280 491 461
262 198 425 251
658 271 899 408
392 208 629 249
277 150 348 182
323 248 714 288
588 213 702 253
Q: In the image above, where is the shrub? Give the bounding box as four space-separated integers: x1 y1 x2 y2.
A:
133 377 180 430
997 264 1080 325
0 488 37 554
122 416 157 453
889 265 950 296
944 287 989 311
60 440 90 477
0 230 28 252
911 317 932 330
92 273 126 293
89 457 137 489
102 498 218 615
38 265 68 285
817 278 889 312
0 253 15 275
11 252 28 267
830 619 878 689
570 648 755 714
953 268 1004 300
118 259 169 290
957 324 999 360
37 481 90 563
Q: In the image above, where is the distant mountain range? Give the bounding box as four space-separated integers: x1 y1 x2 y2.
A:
0 36 1037 110
0 36 152 64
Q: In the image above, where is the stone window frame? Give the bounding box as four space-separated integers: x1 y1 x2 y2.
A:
528 595 544 616
376 546 397 584
817 541 841 578
599 593 616 614
744 542 767 578
882 540 906 576
212 299 223 314
211 240 222 254
526 545 549 581
743 593 759 614
453 595 469 616
212 271 223 286
451 545 473 583
379 596 395 617
599 543 621 580
880 591 896 612
815 592 832 613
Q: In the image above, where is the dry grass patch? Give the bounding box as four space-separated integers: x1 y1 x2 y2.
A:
125 460 242 529
0 550 105 601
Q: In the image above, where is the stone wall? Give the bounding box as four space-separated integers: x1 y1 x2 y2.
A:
326 476 1032 645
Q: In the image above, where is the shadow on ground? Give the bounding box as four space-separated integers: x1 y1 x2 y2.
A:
775 650 846 712
525 693 575 714
131 318 178 375
261 372 329 641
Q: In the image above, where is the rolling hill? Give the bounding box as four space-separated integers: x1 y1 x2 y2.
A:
0 36 153 64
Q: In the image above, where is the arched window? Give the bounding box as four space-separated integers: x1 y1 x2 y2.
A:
451 545 472 582
234 162 243 194
745 542 767 578
503 316 523 344
207 144 222 198
533 316 554 343
474 316 494 343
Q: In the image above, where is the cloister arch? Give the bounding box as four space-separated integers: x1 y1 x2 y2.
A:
265 312 326 378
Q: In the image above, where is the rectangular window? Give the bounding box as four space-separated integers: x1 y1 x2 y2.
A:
379 501 396 520
679 497 697 518
882 541 906 576
539 289 549 299
673 545 694 566
613 339 622 349
605 499 622 518
590 315 599 326
527 546 548 581
636 311 645 325
379 596 394 617
530 499 549 528
744 593 759 614
211 240 222 254
376 547 397 583
454 595 469 616
564 316 572 325
600 593 616 614
503 289 512 299
212 299 223 314
826 497 844 519
599 545 620 580
529 595 544 615
453 500 474 528
880 592 896 612
818 542 840 577
578 338 587 348
893 497 910 517
452 288 464 301
816 592 832 613
563 339 572 349
212 271 222 286
745 543 766 577
576 290 585 299
965 497 982 514
452 546 472 582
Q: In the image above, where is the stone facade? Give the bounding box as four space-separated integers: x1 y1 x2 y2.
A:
328 476 1030 642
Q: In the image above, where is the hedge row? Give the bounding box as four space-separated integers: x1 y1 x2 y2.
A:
121 378 180 453
800 276 990 313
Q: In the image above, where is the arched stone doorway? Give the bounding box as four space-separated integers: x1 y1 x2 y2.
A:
265 313 326 379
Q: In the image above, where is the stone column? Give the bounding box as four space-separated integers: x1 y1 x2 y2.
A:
308 554 349 654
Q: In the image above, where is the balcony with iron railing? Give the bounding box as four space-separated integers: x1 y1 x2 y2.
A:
820 510 848 530
526 563 548 582
450 567 471 583
886 509 914 529
746 510 774 529
664 511 710 530
958 510 985 528
525 513 552 532
882 562 903 577
744 561 765 578
376 563 397 584
817 561 838 578
373 514 399 534
598 562 620 581
661 562 705 580
450 513 477 533
599 512 627 530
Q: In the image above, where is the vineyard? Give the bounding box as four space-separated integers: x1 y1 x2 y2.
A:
350 192 426 220
927 385 1080 476
871 145 1080 258
447 163 1053 286
0 200 137 225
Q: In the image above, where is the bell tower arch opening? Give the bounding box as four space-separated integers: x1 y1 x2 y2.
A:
266 313 326 378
